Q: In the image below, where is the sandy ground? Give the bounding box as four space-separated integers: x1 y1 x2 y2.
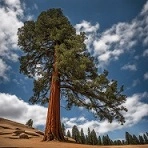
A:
0 118 148 148
0 137 148 148
1 136 148 148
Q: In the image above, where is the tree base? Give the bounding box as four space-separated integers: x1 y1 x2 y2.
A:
43 132 65 142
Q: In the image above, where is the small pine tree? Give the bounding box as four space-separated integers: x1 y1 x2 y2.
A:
122 140 125 145
125 132 129 144
87 127 92 144
143 134 148 144
132 135 140 144
110 140 114 145
106 134 111 145
85 135 88 144
26 119 33 127
90 129 98 145
102 135 106 145
125 132 133 144
67 130 71 138
139 135 145 144
116 140 122 145
114 140 117 145
98 136 102 145
72 125 80 143
102 135 111 145
80 128 86 144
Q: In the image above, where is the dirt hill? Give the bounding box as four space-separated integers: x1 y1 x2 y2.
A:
0 117 147 148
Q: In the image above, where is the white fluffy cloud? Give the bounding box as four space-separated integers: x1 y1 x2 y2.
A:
0 92 147 134
143 49 148 56
121 64 137 71
0 0 24 80
141 0 148 15
0 93 47 127
75 1 148 68
75 20 99 51
0 0 23 57
62 92 148 135
75 20 99 33
132 79 140 87
144 72 148 80
0 59 10 81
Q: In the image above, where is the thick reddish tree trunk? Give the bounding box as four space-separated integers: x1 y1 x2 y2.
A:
43 48 65 141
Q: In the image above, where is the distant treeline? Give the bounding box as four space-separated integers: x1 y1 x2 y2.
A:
61 123 148 145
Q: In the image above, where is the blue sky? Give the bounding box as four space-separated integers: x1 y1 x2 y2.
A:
0 0 148 140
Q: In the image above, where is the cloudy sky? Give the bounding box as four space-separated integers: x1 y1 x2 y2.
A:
0 0 148 140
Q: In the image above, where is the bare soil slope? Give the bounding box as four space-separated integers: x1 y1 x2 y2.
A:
0 117 147 148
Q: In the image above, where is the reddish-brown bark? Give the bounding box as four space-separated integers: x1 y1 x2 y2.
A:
43 48 65 141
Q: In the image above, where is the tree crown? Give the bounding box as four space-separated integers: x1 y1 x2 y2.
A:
18 8 127 124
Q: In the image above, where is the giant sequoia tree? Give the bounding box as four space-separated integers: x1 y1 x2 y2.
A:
18 8 127 141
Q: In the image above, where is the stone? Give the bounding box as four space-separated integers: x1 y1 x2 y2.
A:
19 133 29 139
35 130 44 136
13 130 25 136
25 131 39 136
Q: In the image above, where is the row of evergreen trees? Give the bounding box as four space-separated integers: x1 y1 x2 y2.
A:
61 123 148 145
125 132 148 145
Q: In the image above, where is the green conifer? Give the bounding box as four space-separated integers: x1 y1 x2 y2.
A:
67 130 71 138
98 136 102 145
18 8 127 141
72 125 80 143
90 129 98 145
80 128 86 144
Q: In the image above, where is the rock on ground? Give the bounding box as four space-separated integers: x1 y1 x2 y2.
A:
19 133 29 139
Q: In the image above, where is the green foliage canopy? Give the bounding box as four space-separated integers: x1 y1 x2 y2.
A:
18 8 127 124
